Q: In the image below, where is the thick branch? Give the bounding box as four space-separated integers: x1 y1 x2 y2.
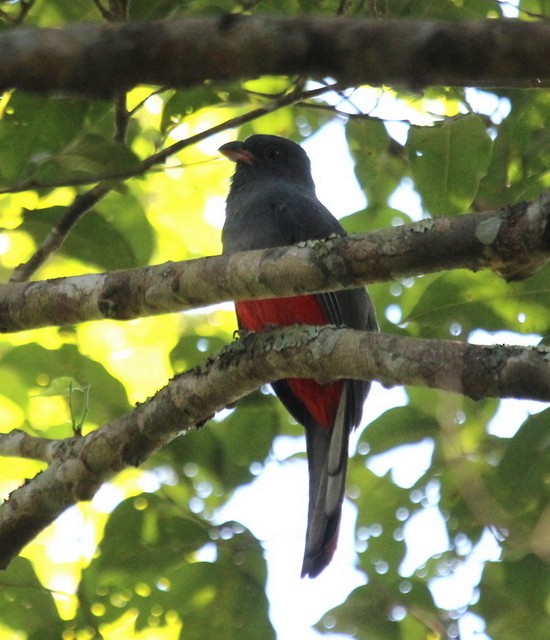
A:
1 192 550 333
1 326 549 569
2 17 550 97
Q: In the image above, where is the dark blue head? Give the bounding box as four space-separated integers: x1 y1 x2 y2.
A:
219 134 316 193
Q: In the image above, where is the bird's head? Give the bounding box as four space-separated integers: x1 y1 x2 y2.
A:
219 134 316 193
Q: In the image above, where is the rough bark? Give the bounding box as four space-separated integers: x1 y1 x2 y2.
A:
2 190 550 333
1 17 550 97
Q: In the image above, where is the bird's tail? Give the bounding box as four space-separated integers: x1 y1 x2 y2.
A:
301 393 349 578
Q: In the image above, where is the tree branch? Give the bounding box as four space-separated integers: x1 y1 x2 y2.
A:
2 17 550 97
1 325 550 569
2 191 550 332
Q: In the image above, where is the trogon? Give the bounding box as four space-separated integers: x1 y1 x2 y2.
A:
220 134 377 578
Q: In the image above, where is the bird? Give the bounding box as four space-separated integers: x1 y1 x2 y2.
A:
219 134 377 578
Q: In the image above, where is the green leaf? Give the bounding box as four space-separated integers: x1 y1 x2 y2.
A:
91 495 212 577
0 94 90 186
360 406 440 456
20 206 147 270
161 83 247 132
160 391 281 492
80 495 274 638
494 409 550 518
408 114 492 215
340 207 412 235
348 466 409 572
164 538 274 639
474 556 550 639
404 270 513 337
508 262 550 335
25 0 99 25
95 189 155 266
0 557 64 640
170 333 228 370
31 134 140 186
405 265 550 338
347 117 408 211
317 576 441 640
0 365 30 412
480 90 550 206
318 583 401 640
1 344 130 428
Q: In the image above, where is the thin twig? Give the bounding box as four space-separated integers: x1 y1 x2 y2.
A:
17 0 35 23
92 0 112 20
121 82 335 171
113 92 130 143
10 183 112 283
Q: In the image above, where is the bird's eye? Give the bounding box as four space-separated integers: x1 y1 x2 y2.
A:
264 147 280 160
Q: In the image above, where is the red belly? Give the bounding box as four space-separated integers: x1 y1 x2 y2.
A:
236 296 343 428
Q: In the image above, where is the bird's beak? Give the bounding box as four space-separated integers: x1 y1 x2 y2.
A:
219 141 255 165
